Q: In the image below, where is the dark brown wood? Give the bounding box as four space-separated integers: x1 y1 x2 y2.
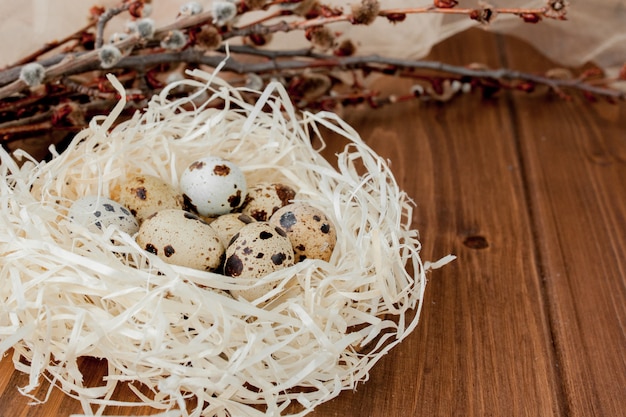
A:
1 29 624 417
312 29 561 417
502 35 626 417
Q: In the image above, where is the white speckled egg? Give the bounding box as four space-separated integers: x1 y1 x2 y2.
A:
69 196 139 235
224 222 295 301
209 213 255 247
180 156 247 217
111 174 184 224
136 209 224 271
269 203 336 262
241 182 297 221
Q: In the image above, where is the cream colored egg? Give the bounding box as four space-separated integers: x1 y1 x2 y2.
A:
209 213 255 247
179 156 247 217
224 222 294 301
269 203 336 262
241 182 297 221
112 174 184 224
136 209 224 271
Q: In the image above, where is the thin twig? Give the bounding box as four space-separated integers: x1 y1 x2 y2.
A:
0 79 28 99
0 99 127 142
155 10 214 34
224 5 556 38
378 6 548 17
95 3 132 48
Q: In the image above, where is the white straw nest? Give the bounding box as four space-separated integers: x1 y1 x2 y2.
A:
0 69 446 417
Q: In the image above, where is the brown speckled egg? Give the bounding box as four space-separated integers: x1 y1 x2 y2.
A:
269 203 336 262
136 209 224 271
241 183 297 221
209 213 255 247
224 222 295 301
112 174 184 224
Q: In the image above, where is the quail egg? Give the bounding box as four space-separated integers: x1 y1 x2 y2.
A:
269 203 336 262
241 182 297 221
224 222 295 301
180 156 247 217
136 209 224 271
111 174 184 224
209 213 255 247
68 196 139 235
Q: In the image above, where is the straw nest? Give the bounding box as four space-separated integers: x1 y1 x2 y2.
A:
0 68 445 416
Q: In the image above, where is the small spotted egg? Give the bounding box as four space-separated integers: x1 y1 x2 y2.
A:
111 174 184 224
180 156 247 217
224 222 295 301
209 213 255 247
269 203 336 262
68 196 139 235
136 209 224 271
241 182 297 221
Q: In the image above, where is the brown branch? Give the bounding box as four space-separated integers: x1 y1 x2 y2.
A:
225 4 558 38
0 79 29 99
155 10 214 33
0 120 54 139
97 49 626 100
1 44 621 107
0 99 125 142
95 2 132 49
378 6 548 17
236 9 293 30
0 31 146 99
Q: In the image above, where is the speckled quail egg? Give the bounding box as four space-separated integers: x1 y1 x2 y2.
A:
111 174 184 224
241 182 297 221
269 203 336 262
136 209 224 271
209 213 255 247
68 196 139 235
224 222 295 301
180 156 247 217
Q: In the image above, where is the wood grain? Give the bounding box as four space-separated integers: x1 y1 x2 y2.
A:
502 35 626 417
313 30 561 417
1 30 625 417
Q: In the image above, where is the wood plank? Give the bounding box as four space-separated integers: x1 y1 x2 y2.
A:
502 36 626 417
312 29 561 417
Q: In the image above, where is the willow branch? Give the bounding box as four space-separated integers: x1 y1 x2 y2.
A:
105 49 626 100
0 0 620 112
1 49 621 107
0 2 571 98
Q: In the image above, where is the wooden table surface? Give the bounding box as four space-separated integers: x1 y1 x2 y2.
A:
1 30 625 416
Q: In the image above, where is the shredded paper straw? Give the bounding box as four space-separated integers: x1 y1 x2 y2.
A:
1 68 446 416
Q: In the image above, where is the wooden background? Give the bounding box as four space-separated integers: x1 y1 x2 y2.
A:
1 29 625 416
